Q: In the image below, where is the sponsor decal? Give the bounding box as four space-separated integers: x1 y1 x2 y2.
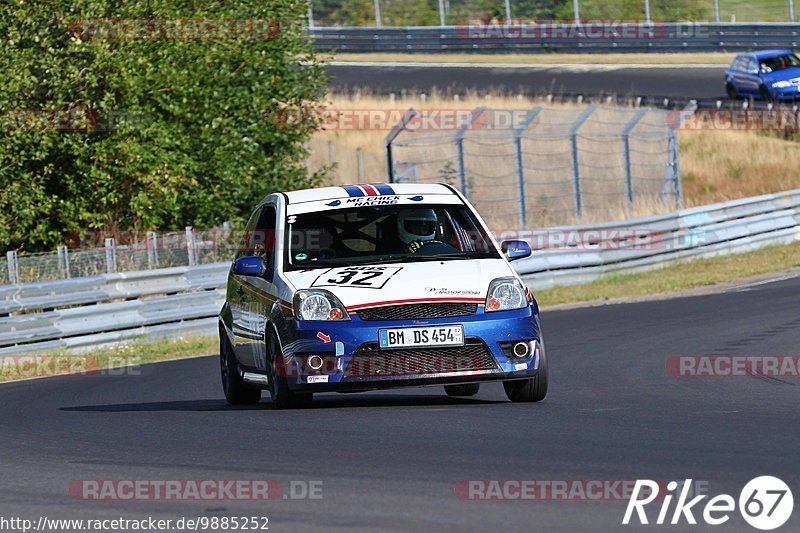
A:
316 332 331 343
425 287 482 296
307 375 329 384
345 195 401 207
514 363 527 371
325 200 341 207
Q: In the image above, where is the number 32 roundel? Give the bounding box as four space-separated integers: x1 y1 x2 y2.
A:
311 266 402 290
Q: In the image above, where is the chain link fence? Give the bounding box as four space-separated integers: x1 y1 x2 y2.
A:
386 105 681 229
310 0 797 25
4 226 235 285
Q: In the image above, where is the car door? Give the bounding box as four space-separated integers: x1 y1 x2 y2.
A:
230 208 262 365
741 57 762 95
233 204 280 370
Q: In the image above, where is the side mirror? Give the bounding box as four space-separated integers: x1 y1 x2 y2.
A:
233 255 266 276
501 240 532 261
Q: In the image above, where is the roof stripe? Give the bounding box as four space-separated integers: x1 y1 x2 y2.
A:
374 183 395 195
362 184 379 196
342 185 364 197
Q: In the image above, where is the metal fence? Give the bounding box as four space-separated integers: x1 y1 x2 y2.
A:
310 23 800 53
385 105 681 228
309 0 798 27
4 226 234 285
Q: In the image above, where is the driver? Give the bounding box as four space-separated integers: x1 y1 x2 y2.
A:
397 208 441 253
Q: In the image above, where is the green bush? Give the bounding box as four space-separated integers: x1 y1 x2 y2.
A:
0 0 327 251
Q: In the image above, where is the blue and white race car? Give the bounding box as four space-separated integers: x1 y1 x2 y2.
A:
218 183 547 408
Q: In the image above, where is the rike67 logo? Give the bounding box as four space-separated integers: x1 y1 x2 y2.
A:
623 477 793 530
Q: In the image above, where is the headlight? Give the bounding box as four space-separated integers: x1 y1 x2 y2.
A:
294 289 350 321
485 277 527 312
772 80 792 88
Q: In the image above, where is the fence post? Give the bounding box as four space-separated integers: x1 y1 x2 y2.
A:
6 250 18 284
356 147 365 183
791 0 796 22
513 107 543 229
146 231 158 268
573 0 580 23
57 245 71 279
644 0 651 23
385 109 419 183
504 0 512 22
621 108 649 208
665 128 683 207
104 238 117 274
185 226 196 266
327 141 336 181
714 0 721 22
568 105 597 220
453 107 485 201
307 5 314 29
374 0 382 27
438 0 446 26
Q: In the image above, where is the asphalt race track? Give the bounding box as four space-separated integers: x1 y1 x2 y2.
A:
326 63 727 100
1 274 798 532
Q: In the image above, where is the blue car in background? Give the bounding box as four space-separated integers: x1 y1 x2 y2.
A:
725 49 800 101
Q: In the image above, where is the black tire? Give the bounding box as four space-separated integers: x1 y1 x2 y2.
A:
759 85 772 101
444 383 480 397
220 333 261 405
725 83 737 100
503 335 548 403
266 327 313 409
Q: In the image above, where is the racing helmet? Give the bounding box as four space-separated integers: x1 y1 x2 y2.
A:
397 209 438 245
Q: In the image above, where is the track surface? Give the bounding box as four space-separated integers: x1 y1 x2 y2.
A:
326 64 727 99
1 274 799 531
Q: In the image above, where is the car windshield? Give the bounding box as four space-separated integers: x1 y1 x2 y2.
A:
760 54 800 73
285 204 500 270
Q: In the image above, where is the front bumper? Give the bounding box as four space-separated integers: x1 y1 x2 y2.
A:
276 304 542 392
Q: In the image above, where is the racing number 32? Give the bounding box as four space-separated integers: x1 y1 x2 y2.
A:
312 266 402 289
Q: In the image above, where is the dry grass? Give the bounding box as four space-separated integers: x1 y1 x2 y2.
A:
680 130 800 206
535 241 800 307
332 52 734 65
309 93 800 224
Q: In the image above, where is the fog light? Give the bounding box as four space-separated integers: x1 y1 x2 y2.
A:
512 342 530 358
308 355 324 370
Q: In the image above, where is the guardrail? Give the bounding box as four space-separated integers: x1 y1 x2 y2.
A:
0 189 797 355
516 189 800 288
311 24 800 53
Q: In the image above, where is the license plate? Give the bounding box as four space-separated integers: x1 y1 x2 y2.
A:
378 325 464 349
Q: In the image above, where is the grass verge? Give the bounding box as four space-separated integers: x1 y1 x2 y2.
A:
535 241 800 307
0 335 217 383
331 52 734 65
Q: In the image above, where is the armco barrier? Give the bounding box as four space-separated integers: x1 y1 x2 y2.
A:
0 190 797 355
310 24 800 53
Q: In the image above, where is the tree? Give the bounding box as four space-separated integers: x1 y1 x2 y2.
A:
0 0 327 251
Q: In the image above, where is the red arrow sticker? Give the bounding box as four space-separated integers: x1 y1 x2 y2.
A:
316 332 331 343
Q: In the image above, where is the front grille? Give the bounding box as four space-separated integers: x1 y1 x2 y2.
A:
358 303 478 321
344 339 497 378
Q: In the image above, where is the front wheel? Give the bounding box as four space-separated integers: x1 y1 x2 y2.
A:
220 334 261 405
759 85 772 101
266 328 313 409
725 83 737 99
503 336 548 403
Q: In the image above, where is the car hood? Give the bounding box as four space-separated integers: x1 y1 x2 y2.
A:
763 67 800 83
282 258 517 310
